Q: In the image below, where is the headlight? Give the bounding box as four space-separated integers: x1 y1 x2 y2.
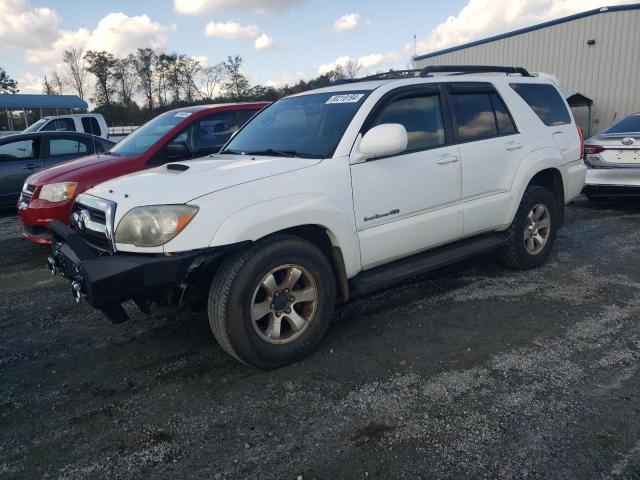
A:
39 182 78 202
115 205 198 247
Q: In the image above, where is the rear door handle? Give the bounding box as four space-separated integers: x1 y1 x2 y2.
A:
505 142 523 151
23 163 40 170
436 154 459 165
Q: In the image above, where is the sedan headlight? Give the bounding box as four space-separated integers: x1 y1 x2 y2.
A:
39 182 78 202
115 205 198 247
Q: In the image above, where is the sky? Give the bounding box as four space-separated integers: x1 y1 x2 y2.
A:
0 0 637 95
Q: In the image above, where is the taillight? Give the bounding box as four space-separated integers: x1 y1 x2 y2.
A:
584 145 605 155
578 125 584 159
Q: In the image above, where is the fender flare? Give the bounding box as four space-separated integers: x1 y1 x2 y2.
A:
503 147 566 226
210 193 361 278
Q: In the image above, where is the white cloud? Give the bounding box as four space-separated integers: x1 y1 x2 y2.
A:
0 0 60 49
17 72 43 94
254 33 275 50
175 0 302 15
25 12 175 64
205 20 277 50
414 0 638 57
333 12 360 32
205 21 260 39
266 71 305 87
318 52 403 76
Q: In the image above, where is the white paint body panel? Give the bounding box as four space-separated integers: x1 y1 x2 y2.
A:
82 74 585 279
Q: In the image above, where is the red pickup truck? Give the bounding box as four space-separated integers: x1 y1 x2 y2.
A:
18 102 269 244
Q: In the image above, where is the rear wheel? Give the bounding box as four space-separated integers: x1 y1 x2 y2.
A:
208 235 336 369
497 185 559 269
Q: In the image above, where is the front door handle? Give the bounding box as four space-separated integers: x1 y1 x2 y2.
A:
23 163 40 170
436 154 459 165
505 141 523 151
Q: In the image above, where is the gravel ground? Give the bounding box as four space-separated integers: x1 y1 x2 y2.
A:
1 197 640 479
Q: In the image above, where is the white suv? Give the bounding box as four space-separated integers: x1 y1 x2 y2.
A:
48 66 586 368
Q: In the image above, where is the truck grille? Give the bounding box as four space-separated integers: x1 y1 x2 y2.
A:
70 194 117 254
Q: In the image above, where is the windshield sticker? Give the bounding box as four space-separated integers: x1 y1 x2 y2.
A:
174 112 192 118
325 94 365 104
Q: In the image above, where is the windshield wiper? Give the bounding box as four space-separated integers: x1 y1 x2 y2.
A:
244 149 299 158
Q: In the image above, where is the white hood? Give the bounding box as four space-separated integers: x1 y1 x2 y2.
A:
87 154 321 206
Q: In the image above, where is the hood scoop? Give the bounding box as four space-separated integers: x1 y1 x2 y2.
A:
166 163 190 172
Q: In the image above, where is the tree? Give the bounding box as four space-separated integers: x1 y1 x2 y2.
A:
200 62 224 100
63 48 86 99
51 71 65 94
113 55 136 104
180 56 202 103
343 58 362 79
0 67 18 94
41 75 56 95
133 48 157 110
84 50 117 106
222 55 252 100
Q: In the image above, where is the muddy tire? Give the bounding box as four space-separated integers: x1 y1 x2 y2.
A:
497 185 559 270
208 235 336 369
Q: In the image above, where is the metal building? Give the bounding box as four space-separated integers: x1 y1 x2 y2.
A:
413 4 640 136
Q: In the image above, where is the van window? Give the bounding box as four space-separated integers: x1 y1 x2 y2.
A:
81 117 101 136
41 118 76 132
510 83 571 126
450 92 517 142
373 94 445 151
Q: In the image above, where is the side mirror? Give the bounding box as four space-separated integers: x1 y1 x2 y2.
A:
357 123 408 161
166 142 191 161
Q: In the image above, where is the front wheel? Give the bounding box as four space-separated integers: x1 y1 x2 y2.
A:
497 185 559 269
208 235 336 369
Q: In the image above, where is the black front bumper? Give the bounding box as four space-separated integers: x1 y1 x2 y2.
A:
49 221 230 323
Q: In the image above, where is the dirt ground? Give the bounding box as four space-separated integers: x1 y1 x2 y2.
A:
1 197 640 479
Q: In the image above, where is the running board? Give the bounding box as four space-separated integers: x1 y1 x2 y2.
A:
349 233 507 298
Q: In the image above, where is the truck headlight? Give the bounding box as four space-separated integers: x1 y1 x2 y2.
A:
39 182 78 202
115 205 198 247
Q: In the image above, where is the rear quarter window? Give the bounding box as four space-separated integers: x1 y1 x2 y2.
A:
510 83 571 126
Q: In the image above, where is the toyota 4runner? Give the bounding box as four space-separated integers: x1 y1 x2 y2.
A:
48 66 586 369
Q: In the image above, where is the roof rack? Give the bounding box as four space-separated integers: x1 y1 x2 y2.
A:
330 65 531 85
419 65 531 77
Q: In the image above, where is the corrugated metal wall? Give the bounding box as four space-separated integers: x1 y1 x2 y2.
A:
415 10 640 136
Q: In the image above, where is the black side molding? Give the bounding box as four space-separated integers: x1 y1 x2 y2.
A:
349 233 507 297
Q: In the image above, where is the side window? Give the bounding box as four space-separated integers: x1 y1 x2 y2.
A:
49 138 89 157
372 94 446 151
0 139 36 160
491 94 517 135
173 113 239 154
41 118 76 132
510 83 571 126
451 93 498 141
81 117 102 136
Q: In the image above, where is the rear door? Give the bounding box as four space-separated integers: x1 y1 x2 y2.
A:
43 135 94 167
0 136 43 205
446 82 526 235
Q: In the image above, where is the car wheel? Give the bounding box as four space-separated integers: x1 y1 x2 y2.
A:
208 234 336 369
497 185 559 269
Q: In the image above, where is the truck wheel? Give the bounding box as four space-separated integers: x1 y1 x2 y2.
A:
497 185 559 269
208 235 336 369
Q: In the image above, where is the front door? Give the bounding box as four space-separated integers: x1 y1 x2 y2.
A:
350 87 463 269
0 137 43 205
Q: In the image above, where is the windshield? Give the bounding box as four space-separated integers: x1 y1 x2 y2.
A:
603 115 640 134
109 110 189 156
221 91 369 159
23 118 47 133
